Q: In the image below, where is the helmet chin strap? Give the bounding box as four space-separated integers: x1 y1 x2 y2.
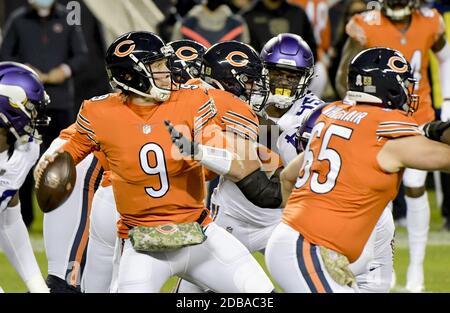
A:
112 78 171 103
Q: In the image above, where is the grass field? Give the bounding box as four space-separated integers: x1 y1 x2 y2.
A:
1 191 449 293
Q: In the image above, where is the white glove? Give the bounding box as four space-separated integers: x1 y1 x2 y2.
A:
440 99 450 121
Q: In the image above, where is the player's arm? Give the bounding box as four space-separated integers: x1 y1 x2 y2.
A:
166 121 288 207
432 18 450 121
335 37 365 99
422 120 450 145
165 116 262 178
443 128 450 145
279 152 304 207
34 102 97 182
377 135 450 173
234 150 305 209
336 16 367 99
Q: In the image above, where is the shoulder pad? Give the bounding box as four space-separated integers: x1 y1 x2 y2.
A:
361 10 382 25
419 7 436 18
89 94 111 102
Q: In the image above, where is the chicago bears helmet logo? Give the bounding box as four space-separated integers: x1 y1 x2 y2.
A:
175 46 198 61
387 56 408 73
225 51 249 67
114 40 136 57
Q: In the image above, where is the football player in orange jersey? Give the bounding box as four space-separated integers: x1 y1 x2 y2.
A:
84 39 208 293
335 0 450 292
268 47 450 292
35 31 273 293
171 47 450 292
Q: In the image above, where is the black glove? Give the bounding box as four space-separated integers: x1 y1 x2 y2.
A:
422 120 450 142
164 120 199 157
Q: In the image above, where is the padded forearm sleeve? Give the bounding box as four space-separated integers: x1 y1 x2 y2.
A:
236 170 282 209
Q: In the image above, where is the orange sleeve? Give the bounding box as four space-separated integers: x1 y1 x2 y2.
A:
212 90 259 142
346 14 369 46
62 101 99 165
376 111 421 139
191 93 220 143
58 123 76 141
434 10 446 45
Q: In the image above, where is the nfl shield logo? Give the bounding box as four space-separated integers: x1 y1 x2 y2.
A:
143 124 152 134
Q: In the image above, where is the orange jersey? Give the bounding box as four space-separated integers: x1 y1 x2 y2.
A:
185 79 261 179
346 8 445 124
290 0 331 60
59 123 110 172
283 102 421 262
185 79 260 141
63 89 229 238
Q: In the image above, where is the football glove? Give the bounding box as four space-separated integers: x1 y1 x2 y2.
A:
164 120 199 158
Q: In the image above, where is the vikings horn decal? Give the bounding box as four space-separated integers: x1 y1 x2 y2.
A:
225 51 249 67
114 40 136 57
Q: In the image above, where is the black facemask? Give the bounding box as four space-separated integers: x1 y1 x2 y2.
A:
206 0 223 11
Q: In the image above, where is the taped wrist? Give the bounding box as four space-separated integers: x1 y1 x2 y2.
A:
197 144 233 176
422 121 450 142
236 169 282 208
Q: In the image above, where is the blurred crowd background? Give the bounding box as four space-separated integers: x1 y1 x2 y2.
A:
0 0 449 231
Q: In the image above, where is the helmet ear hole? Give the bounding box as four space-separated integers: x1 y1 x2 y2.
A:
388 88 400 97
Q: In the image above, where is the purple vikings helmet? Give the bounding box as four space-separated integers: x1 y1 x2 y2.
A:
260 33 315 111
296 103 328 153
0 62 50 142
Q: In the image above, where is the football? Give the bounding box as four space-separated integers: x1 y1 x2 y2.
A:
36 151 76 213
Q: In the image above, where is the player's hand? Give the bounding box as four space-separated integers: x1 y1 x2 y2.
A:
440 99 450 121
164 120 199 157
33 150 63 188
45 65 67 84
421 120 450 142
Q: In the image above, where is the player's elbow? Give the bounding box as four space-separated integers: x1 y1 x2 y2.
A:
236 170 282 208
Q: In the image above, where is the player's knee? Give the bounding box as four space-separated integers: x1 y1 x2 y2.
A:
357 267 391 293
404 186 426 198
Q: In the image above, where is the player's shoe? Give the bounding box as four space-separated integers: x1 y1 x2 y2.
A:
406 264 424 292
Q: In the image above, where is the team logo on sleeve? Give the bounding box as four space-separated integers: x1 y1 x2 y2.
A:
175 46 198 61
225 51 249 67
387 56 408 73
114 40 136 57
